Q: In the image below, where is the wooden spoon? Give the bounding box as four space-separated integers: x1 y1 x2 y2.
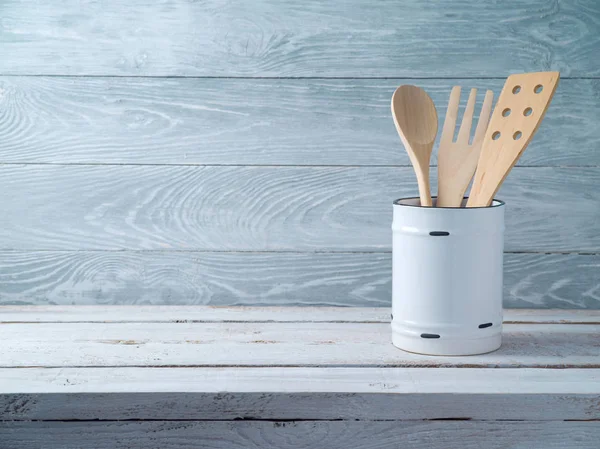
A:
391 85 438 207
467 72 560 207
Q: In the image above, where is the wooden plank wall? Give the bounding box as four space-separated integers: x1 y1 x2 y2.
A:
4 421 600 449
0 0 598 308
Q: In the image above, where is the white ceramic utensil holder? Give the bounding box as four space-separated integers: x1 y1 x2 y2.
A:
391 197 505 356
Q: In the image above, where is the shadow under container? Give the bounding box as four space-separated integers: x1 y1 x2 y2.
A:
391 197 505 356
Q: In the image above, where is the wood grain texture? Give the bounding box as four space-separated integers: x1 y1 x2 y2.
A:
0 165 598 252
3 390 598 421
504 253 600 309
2 366 598 395
1 321 598 368
0 0 599 76
0 251 391 307
2 306 597 324
0 77 598 166
1 309 597 436
2 368 598 421
1 421 599 449
0 252 597 308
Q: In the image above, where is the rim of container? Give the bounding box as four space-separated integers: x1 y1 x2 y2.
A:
393 197 505 209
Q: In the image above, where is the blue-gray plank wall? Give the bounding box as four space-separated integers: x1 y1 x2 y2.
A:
0 0 598 308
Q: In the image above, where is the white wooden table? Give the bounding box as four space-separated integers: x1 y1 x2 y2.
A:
1 306 599 449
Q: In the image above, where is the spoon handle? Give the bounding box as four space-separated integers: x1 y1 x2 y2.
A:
416 168 432 207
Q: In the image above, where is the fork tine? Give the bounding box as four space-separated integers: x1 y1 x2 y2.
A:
440 86 461 144
472 90 494 148
457 88 477 144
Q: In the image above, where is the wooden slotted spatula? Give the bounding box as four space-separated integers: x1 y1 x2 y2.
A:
467 72 560 207
437 86 494 207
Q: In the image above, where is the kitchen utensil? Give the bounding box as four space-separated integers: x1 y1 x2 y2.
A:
437 87 494 207
467 72 560 207
391 85 438 207
392 196 505 355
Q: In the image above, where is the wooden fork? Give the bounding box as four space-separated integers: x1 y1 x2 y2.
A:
436 87 494 207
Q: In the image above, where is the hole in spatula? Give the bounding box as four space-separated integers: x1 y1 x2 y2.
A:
512 86 521 94
479 323 493 329
534 84 543 94
492 131 501 140
502 108 511 117
513 131 522 140
524 107 533 116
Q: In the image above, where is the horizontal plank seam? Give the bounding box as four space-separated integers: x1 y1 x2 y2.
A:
2 320 598 325
0 249 597 255
1 163 599 168
0 75 599 80
2 418 597 423
3 365 600 369
0 320 388 324
503 321 600 325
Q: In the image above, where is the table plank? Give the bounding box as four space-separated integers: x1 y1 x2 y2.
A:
1 306 598 324
1 308 598 423
2 367 597 395
0 367 597 421
2 421 598 449
1 321 598 368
